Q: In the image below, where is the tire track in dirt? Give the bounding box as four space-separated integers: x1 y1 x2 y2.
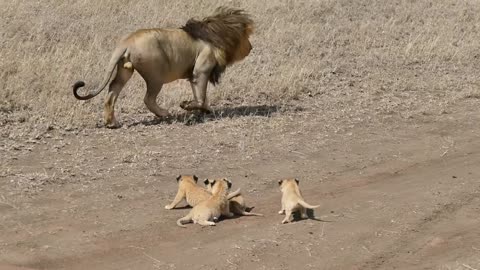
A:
357 158 480 269
19 147 480 270
4 111 480 270
359 194 480 270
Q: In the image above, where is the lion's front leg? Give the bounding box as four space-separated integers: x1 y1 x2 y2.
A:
165 189 185 210
181 77 212 113
181 50 215 113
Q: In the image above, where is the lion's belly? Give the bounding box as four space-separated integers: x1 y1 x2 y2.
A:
127 30 196 84
162 68 192 83
160 54 195 83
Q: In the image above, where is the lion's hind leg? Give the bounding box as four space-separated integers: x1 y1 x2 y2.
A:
143 79 170 118
300 206 308 219
281 209 293 224
197 220 216 226
104 61 133 128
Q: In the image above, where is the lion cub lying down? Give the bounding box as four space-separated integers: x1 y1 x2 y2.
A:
177 178 234 227
165 175 240 209
278 178 320 224
204 179 263 217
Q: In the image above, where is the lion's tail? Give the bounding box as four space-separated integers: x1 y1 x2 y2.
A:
298 199 320 210
73 46 128 100
226 188 241 200
176 214 192 228
240 211 263 217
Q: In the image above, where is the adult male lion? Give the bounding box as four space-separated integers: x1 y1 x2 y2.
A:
72 7 253 128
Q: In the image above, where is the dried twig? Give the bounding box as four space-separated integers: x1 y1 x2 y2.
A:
227 259 238 267
16 222 33 235
362 245 372 254
0 201 17 209
305 246 312 257
462 264 478 270
129 246 164 265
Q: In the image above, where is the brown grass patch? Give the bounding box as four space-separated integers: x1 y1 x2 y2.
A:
1 0 479 131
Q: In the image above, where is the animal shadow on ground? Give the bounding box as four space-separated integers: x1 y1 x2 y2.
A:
290 209 334 223
127 104 295 128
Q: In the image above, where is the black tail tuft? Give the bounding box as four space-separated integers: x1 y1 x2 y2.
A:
72 81 88 100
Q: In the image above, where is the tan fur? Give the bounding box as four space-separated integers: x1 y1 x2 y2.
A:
204 179 263 217
123 62 133 70
177 178 234 227
278 178 320 224
165 175 210 209
165 175 241 209
72 7 254 128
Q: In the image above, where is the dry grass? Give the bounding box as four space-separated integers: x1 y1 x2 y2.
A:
3 3 480 268
1 0 480 131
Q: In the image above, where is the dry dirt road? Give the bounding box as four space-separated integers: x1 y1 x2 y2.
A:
1 102 480 270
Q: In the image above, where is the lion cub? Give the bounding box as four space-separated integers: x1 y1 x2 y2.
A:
177 178 234 227
204 179 263 217
165 175 240 209
278 178 320 224
165 175 210 209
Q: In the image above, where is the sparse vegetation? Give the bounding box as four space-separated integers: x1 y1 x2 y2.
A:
1 1 480 269
2 0 479 131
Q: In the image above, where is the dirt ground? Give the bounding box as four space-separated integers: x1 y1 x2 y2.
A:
2 0 480 269
1 100 480 270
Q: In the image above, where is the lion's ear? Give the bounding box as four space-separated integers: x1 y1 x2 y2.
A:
203 179 210 186
226 179 232 189
295 178 299 185
193 175 199 183
176 175 182 182
278 179 283 186
211 180 217 187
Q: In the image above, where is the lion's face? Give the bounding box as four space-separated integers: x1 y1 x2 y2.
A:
231 36 252 63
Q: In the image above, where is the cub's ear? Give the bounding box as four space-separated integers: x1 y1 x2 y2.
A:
295 178 299 185
176 175 182 182
193 175 199 183
226 179 232 189
203 179 210 186
278 179 283 186
210 180 217 186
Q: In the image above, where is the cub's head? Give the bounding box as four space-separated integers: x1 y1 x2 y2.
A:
176 175 199 184
278 178 299 191
203 178 214 192
204 178 232 194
